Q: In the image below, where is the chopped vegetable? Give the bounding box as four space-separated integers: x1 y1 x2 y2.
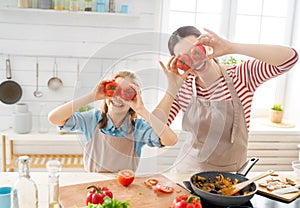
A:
86 186 113 205
155 183 174 193
86 196 130 208
144 178 159 188
171 194 202 208
117 169 135 186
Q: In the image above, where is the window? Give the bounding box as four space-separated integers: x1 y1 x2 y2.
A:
161 0 296 121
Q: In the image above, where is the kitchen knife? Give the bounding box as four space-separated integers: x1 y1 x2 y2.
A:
183 181 196 194
272 184 300 195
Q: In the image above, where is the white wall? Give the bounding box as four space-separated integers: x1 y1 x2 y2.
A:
0 0 164 132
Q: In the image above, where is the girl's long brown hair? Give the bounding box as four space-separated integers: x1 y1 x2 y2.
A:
98 71 140 129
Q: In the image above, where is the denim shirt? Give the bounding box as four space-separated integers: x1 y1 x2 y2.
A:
60 109 162 157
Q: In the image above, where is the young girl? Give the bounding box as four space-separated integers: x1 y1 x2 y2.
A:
157 26 298 172
48 70 177 173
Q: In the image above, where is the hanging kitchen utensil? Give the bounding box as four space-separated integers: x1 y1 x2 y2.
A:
47 58 63 91
0 58 23 104
33 58 43 97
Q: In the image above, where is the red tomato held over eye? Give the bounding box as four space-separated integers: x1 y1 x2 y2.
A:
191 44 206 61
177 54 192 71
120 86 136 101
104 81 120 97
155 183 174 193
117 169 135 186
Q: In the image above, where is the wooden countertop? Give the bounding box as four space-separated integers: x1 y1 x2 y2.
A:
0 171 299 207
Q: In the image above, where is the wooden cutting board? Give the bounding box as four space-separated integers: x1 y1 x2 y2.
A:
255 173 300 202
59 174 189 208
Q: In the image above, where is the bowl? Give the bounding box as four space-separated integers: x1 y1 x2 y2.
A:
292 160 300 178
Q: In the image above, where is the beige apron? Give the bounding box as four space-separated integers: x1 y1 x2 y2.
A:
175 66 248 172
83 117 139 173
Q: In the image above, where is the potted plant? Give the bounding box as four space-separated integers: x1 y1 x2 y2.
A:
270 103 284 123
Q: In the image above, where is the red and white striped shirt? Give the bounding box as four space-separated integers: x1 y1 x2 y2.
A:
168 48 298 129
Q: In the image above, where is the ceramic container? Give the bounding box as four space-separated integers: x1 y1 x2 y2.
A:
13 103 32 134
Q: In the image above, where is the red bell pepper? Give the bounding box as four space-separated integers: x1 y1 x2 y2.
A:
171 194 202 208
86 185 113 205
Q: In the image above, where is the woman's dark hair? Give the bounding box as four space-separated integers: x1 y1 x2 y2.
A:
168 26 202 56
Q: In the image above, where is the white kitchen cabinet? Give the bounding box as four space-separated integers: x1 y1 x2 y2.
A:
248 118 300 171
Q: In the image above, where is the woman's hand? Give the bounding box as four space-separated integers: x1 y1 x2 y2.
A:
197 28 233 59
159 56 190 97
128 88 145 114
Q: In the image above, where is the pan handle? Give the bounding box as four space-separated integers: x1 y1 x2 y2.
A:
6 59 12 79
236 157 259 177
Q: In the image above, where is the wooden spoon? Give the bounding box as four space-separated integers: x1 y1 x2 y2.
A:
222 170 274 196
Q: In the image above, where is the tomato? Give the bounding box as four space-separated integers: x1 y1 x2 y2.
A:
171 194 202 208
191 44 206 62
177 54 192 71
144 178 159 188
155 183 174 193
104 81 120 97
86 185 113 205
120 86 136 101
117 169 135 186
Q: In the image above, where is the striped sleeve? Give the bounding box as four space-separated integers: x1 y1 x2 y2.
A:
167 97 181 126
237 48 298 92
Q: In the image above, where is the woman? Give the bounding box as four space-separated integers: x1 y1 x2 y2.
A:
48 70 177 173
157 26 298 172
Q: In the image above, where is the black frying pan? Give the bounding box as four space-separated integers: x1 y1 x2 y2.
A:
0 59 22 104
189 157 259 206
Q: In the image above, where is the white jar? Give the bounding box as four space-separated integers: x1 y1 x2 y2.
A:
13 103 32 134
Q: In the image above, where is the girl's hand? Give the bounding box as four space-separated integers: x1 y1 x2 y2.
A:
197 28 233 59
159 56 190 97
128 86 145 114
93 79 112 101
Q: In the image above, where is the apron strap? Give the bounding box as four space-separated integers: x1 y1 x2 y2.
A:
192 76 197 97
219 66 243 143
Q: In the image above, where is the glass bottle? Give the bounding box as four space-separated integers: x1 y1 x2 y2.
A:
39 0 52 9
69 0 80 11
96 0 105 12
46 160 62 208
54 0 64 10
18 0 29 8
109 0 115 12
38 103 49 133
11 156 38 208
31 0 39 8
83 0 93 11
